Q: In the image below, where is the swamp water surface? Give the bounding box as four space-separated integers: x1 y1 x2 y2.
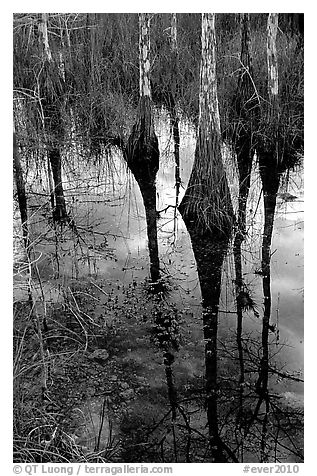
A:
13 117 304 462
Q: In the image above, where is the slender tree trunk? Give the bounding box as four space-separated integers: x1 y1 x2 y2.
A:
152 302 179 457
163 350 178 462
13 129 29 251
152 302 179 458
48 148 67 221
46 156 55 211
234 233 245 423
267 14 279 114
139 182 160 282
125 13 160 284
39 13 52 61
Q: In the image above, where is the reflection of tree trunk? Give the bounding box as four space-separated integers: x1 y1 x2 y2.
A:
151 298 181 460
164 352 177 421
185 228 229 462
125 14 160 283
163 352 178 461
140 182 160 282
260 399 270 462
171 107 180 209
13 130 29 251
47 156 55 211
48 147 67 221
233 234 245 421
256 179 279 396
125 97 160 282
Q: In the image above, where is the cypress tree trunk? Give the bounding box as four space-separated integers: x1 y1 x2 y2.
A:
179 14 233 235
125 13 160 284
178 13 234 462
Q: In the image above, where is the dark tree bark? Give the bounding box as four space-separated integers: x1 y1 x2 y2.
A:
256 157 279 397
234 233 245 424
48 147 67 221
13 129 29 251
152 301 180 457
185 225 229 462
125 14 160 283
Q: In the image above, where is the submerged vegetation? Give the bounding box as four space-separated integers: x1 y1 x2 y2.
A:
13 13 303 463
